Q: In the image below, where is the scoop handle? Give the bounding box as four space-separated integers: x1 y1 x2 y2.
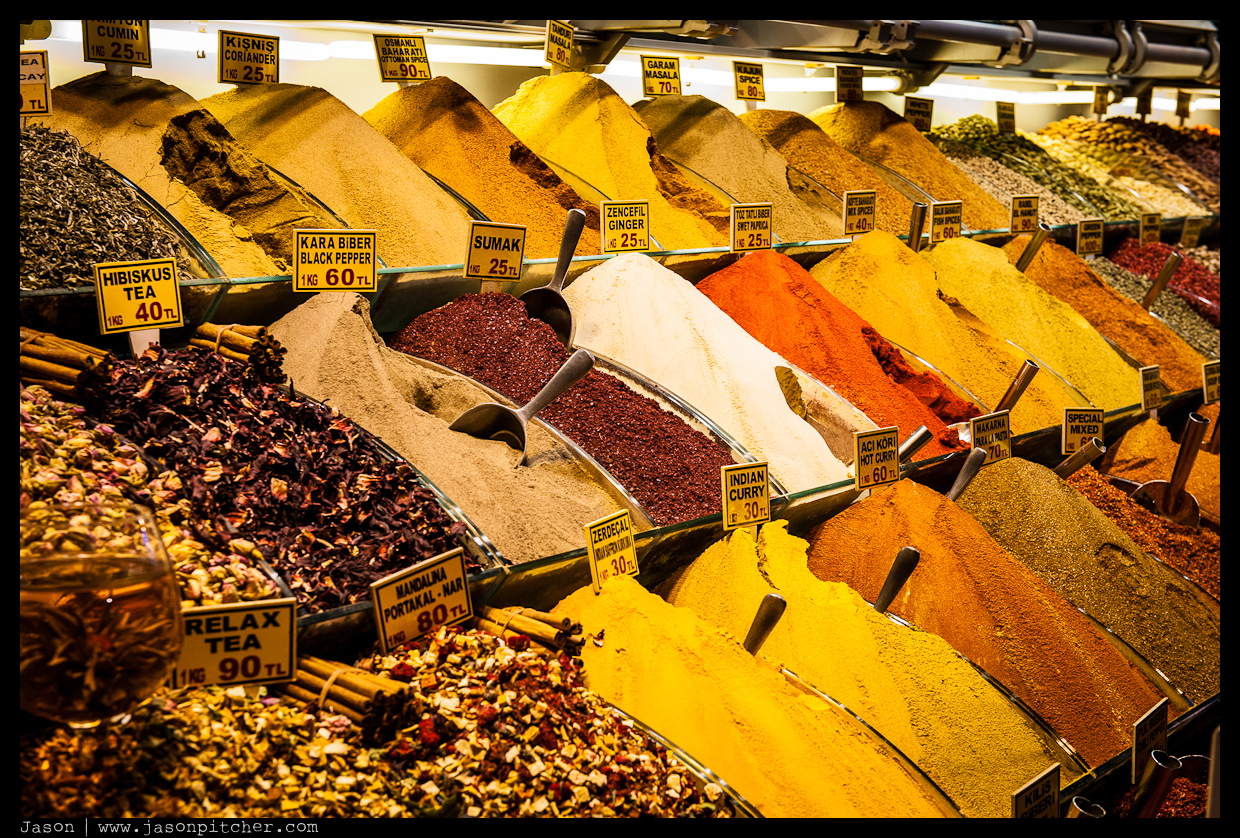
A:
994 360 1039 414
1140 252 1183 310
946 447 989 502
516 349 595 424
550 209 587 293
1163 413 1209 517
874 546 920 614
897 425 932 464
1053 437 1106 479
1013 222 1053 272
743 593 787 655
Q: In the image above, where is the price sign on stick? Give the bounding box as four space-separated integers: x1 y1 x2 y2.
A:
1180 216 1206 248
996 101 1016 134
1010 195 1039 233
465 221 527 282
731 203 773 252
853 426 901 492
82 20 151 68
1132 698 1169 783
1092 86 1110 116
20 50 51 116
1012 763 1060 818
641 55 681 97
1136 88 1153 116
94 258 183 334
836 65 864 102
930 201 962 243
586 511 638 594
1140 365 1164 412
371 548 472 654
1175 91 1192 120
374 34 431 82
721 462 771 531
969 410 1012 466
1140 213 1162 245
1077 218 1104 256
601 201 650 253
1202 360 1220 405
904 97 933 132
170 598 297 688
218 30 279 85
844 190 877 236
1062 407 1104 456
294 230 377 293
733 61 765 101
545 20 574 70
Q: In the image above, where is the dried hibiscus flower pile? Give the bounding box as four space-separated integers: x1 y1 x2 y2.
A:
90 346 467 613
362 625 738 817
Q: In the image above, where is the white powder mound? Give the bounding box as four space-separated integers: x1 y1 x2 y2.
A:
563 252 854 491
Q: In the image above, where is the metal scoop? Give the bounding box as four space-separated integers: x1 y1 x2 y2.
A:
448 349 595 466
1130 413 1209 527
519 208 587 347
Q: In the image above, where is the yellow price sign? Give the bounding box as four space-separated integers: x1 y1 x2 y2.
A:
370 548 472 654
170 598 297 688
904 96 933 132
731 203 772 252
585 511 638 594
546 20 574 70
853 426 900 492
969 410 1012 466
1140 213 1162 246
836 65 864 102
465 221 526 282
1062 407 1104 456
1140 365 1164 412
733 61 765 101
20 50 51 116
1010 195 1039 233
294 230 377 293
219 30 279 85
601 201 649 253
641 55 681 96
82 20 151 68
996 101 1016 134
1202 361 1220 405
1077 218 1105 256
94 258 183 335
374 34 431 82
930 201 963 243
844 190 877 236
721 462 771 531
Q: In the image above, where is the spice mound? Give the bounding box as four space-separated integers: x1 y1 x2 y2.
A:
20 125 189 290
663 522 1076 817
955 457 1220 703
270 292 621 564
634 95 840 242
697 250 974 456
44 71 281 278
91 346 466 612
805 479 1171 767
1067 466 1219 601
738 108 913 236
809 230 1079 433
363 626 740 817
1108 238 1221 329
553 574 955 817
923 236 1141 411
1098 417 1220 526
492 72 727 249
363 76 600 260
562 251 855 492
390 292 735 525
809 100 1010 231
1002 236 1208 393
202 81 470 269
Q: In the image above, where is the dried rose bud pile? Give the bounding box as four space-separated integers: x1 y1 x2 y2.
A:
20 686 423 818
362 626 737 817
90 347 468 613
20 384 279 608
